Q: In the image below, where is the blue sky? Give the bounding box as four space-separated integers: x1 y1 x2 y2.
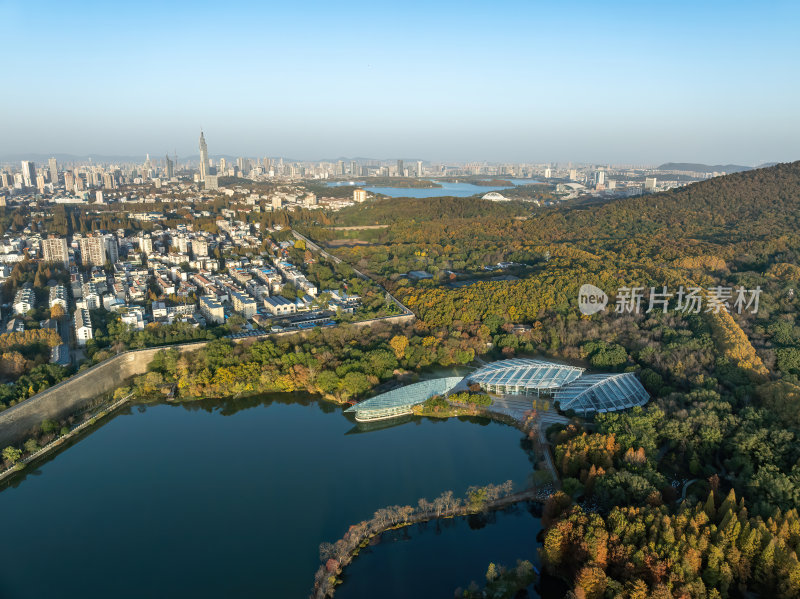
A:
2 0 798 164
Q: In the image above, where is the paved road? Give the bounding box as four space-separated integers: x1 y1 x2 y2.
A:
0 392 133 483
292 230 413 316
477 394 567 485
538 419 561 486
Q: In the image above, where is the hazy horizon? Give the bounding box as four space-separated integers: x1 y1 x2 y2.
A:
2 0 799 165
0 151 785 169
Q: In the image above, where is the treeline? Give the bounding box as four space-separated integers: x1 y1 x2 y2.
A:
0 364 70 408
550 394 800 518
542 485 800 598
131 322 482 402
312 482 517 598
0 329 63 380
330 196 529 227
302 161 800 596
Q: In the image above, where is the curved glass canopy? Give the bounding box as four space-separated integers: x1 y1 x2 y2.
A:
467 358 584 396
345 376 465 422
346 360 649 422
553 372 649 414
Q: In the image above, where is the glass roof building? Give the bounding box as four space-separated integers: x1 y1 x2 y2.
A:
466 358 649 415
345 359 649 422
467 359 585 397
345 376 464 422
553 373 649 415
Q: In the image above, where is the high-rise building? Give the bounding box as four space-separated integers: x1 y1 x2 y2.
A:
397 159 404 176
219 158 227 174
41 237 69 266
165 154 174 179
192 238 208 257
104 235 119 263
350 161 358 177
544 168 552 178
20 161 35 187
596 171 605 186
103 173 116 189
139 234 153 255
65 171 75 190
78 236 107 267
417 160 423 177
199 130 208 182
644 177 657 191
48 157 58 184
569 169 578 181
353 189 367 203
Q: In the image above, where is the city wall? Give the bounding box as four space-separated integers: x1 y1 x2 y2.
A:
0 342 207 448
0 313 415 448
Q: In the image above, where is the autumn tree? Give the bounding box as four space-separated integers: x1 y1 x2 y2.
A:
2 446 22 465
389 335 409 360
50 303 66 320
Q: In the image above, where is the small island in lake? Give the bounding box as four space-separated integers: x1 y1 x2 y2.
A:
363 177 442 188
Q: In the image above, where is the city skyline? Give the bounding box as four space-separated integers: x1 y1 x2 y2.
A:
0 148 785 170
2 1 798 164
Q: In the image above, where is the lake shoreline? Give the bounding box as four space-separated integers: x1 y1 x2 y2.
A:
0 385 548 598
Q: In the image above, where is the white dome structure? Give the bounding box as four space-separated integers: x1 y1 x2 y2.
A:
481 192 511 202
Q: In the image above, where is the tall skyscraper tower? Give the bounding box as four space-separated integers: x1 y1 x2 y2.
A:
20 161 35 187
596 171 605 186
165 154 174 179
48 157 58 184
199 130 208 182
397 159 404 176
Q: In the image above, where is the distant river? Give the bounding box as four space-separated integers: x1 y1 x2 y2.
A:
0 393 540 599
326 178 541 198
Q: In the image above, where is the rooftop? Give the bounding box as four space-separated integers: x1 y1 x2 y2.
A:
468 358 584 390
345 376 464 422
553 372 649 414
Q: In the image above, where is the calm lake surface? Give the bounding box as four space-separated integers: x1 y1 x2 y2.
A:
326 179 541 198
0 394 538 599
337 507 542 599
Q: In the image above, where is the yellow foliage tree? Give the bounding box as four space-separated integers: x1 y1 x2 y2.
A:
389 335 408 360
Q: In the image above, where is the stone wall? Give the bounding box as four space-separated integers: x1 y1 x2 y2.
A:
347 313 415 328
0 313 415 448
0 342 208 448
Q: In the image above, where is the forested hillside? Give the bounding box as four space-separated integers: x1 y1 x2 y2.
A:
296 161 800 598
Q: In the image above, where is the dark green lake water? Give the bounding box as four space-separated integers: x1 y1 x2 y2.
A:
0 394 540 598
